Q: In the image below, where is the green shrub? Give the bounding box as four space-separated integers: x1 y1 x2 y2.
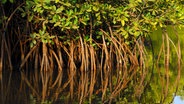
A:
19 0 184 47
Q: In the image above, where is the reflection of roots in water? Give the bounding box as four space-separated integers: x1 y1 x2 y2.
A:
21 70 63 103
155 27 181 103
17 29 150 103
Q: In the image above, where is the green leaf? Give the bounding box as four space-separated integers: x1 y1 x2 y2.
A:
81 21 87 25
33 39 37 44
64 21 70 27
137 0 142 3
159 22 163 27
50 35 55 39
84 35 89 41
96 13 101 20
86 8 92 12
28 15 33 22
18 7 24 12
113 18 116 24
44 0 50 3
73 18 78 25
179 16 184 20
121 20 125 26
134 31 140 37
30 33 36 38
42 39 48 43
98 31 103 35
39 30 45 36
72 25 79 29
65 26 71 29
56 6 64 13
93 6 99 12
96 35 101 39
152 11 156 16
21 13 26 17
124 34 128 39
59 36 66 39
65 2 71 7
55 0 59 3
52 14 60 23
30 42 34 48
52 5 56 11
54 22 61 27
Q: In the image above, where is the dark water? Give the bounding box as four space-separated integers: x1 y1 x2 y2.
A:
0 27 184 104
0 69 64 104
0 70 29 104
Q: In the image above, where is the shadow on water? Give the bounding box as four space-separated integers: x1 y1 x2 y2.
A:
0 70 28 104
0 69 68 104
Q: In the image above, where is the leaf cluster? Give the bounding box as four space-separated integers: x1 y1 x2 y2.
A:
18 0 184 46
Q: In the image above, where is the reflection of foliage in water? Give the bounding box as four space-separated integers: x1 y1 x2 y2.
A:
176 27 184 101
138 26 182 103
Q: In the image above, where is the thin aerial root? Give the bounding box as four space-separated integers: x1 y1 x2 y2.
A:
19 44 38 69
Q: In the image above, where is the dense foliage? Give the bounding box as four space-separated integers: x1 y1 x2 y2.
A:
2 0 184 46
19 0 184 47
